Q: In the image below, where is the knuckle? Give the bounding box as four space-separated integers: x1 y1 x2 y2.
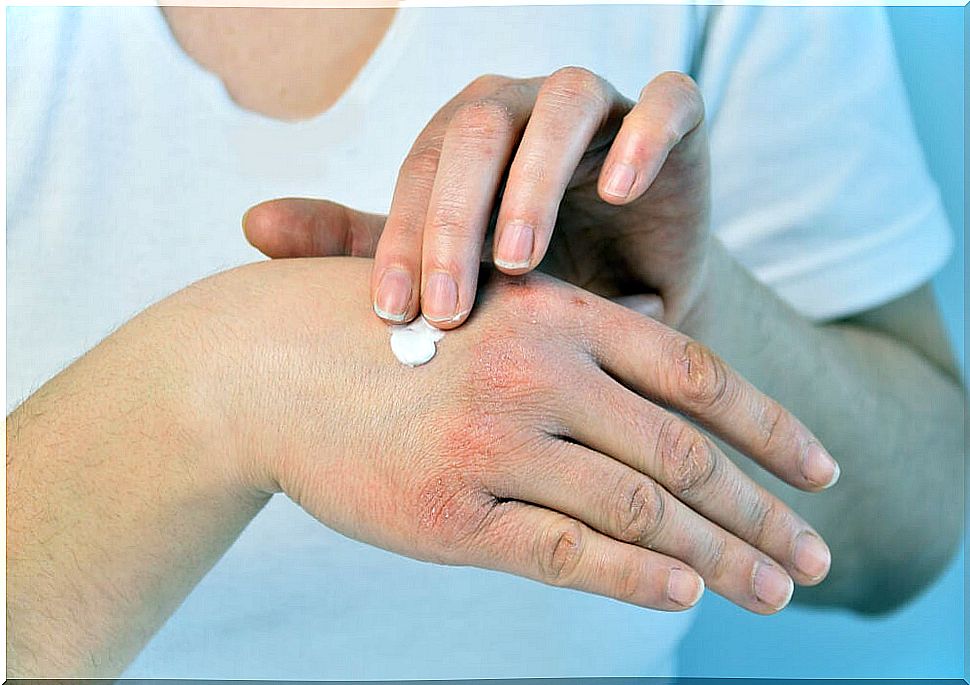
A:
656 418 719 497
546 66 609 108
670 339 731 412
467 73 507 94
429 200 474 240
758 399 794 453
493 79 537 104
450 98 517 141
614 559 645 603
436 414 556 529
414 466 497 554
624 120 680 157
654 122 683 149
652 71 704 116
619 121 680 167
510 148 550 192
613 477 665 546
639 72 705 132
456 279 586 411
536 519 586 585
550 65 601 92
656 70 701 98
466 332 548 400
746 498 776 549
402 142 442 180
454 342 566 451
704 535 730 583
383 207 425 241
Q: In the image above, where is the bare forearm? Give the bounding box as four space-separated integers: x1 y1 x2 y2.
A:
681 240 965 613
6 298 269 677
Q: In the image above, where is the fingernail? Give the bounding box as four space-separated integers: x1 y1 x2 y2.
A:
374 269 412 322
494 221 535 270
753 562 794 609
793 531 831 581
603 162 636 199
800 443 840 488
423 271 459 322
667 568 704 607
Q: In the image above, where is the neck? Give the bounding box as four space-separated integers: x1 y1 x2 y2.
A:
161 7 398 121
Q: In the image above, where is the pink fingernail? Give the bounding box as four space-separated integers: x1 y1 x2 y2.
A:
668 568 704 607
494 221 535 270
793 531 831 581
423 271 459 322
753 562 794 610
374 269 412 322
604 162 636 199
800 443 840 488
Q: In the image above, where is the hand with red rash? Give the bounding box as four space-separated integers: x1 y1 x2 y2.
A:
191 258 833 613
243 68 710 327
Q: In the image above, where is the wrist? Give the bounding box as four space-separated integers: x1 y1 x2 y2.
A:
147 277 281 500
165 258 395 501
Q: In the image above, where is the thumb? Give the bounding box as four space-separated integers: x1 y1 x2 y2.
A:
243 198 387 259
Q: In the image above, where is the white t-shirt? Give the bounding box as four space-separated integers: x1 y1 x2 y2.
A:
6 5 952 679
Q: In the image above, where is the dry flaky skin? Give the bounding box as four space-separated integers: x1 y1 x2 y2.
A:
260 260 595 556
202 258 829 607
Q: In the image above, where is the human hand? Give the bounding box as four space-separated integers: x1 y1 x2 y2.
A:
244 68 708 328
190 257 836 614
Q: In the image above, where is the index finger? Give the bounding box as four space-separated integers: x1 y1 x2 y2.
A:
491 67 628 275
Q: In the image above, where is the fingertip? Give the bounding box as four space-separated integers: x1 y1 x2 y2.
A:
493 258 535 276
792 531 832 586
241 201 277 250
373 266 416 324
752 562 795 613
423 314 470 331
799 442 841 491
667 567 705 609
421 270 473 329
599 160 638 204
421 305 472 330
825 460 841 489
493 220 536 272
597 191 629 207
374 303 409 324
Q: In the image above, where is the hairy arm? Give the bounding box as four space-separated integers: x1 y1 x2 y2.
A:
5 291 272 676
681 239 965 615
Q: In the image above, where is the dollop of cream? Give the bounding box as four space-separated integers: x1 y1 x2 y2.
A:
389 316 446 367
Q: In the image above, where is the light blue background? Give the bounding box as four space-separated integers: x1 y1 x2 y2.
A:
678 7 965 678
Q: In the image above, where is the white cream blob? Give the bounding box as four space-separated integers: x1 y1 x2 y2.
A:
389 316 446 367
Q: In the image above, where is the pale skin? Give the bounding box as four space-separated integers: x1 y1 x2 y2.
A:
7 6 966 678
10 259 839 675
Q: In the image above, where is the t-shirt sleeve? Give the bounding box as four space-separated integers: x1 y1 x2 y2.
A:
694 6 953 322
